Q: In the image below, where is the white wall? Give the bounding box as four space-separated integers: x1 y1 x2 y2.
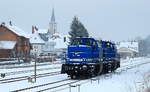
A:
30 44 44 56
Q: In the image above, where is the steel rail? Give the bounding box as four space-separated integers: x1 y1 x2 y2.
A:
0 71 60 84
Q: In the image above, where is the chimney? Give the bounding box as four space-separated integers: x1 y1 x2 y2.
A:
9 21 12 26
1 22 5 26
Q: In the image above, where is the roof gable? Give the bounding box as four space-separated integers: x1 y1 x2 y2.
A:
1 24 29 39
30 32 45 44
6 25 29 38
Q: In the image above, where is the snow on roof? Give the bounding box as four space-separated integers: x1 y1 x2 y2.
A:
0 41 16 49
48 33 68 49
117 41 138 48
6 25 29 38
53 32 60 36
30 31 45 44
37 29 48 34
117 41 139 52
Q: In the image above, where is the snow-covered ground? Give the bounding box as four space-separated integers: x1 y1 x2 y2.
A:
60 57 150 92
0 57 150 92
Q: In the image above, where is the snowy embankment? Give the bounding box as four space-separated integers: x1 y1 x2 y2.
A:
0 57 150 92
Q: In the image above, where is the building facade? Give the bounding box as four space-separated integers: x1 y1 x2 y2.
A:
30 28 45 57
0 23 31 58
116 41 139 59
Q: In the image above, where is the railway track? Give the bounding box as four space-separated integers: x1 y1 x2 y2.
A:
117 60 150 73
37 80 80 92
0 71 60 84
10 60 150 92
0 62 61 69
11 78 71 92
1 67 60 76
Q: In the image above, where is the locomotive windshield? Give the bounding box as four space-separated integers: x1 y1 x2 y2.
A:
71 38 93 46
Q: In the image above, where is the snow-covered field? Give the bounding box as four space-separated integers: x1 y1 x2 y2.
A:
0 57 150 92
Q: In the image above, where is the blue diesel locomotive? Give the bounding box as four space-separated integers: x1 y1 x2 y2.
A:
61 37 120 79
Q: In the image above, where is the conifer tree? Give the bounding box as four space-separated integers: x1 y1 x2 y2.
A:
69 16 89 44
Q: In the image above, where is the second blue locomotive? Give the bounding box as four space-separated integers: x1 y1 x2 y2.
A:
61 37 120 79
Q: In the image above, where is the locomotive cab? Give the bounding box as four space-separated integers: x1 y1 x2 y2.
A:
66 38 100 63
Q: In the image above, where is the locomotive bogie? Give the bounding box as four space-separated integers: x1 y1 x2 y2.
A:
61 63 103 79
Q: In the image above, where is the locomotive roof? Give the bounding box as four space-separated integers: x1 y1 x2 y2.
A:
75 37 95 40
101 40 115 44
75 37 115 44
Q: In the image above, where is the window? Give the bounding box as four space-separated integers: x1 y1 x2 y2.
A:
97 41 102 48
71 39 92 46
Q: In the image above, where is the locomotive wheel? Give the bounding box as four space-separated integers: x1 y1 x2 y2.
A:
102 63 109 74
117 61 120 68
111 62 117 72
70 75 78 79
114 62 118 70
104 68 109 73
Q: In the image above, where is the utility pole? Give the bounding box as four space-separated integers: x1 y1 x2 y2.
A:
34 54 37 82
69 84 71 92
77 84 80 92
69 84 81 92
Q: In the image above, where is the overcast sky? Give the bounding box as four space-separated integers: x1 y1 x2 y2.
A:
0 0 150 41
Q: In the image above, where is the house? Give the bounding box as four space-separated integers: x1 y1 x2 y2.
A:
116 41 139 58
30 8 68 57
0 22 31 59
30 27 45 57
30 27 68 57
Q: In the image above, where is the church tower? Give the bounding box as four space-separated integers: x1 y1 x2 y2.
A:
48 8 57 38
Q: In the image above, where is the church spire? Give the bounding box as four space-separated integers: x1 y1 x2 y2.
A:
51 8 55 22
48 8 57 38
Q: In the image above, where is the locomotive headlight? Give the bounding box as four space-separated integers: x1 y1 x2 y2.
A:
91 65 95 69
75 66 78 69
82 65 87 70
91 65 94 67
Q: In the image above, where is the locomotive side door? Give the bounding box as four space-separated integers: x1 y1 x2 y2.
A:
92 41 99 59
97 41 103 58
